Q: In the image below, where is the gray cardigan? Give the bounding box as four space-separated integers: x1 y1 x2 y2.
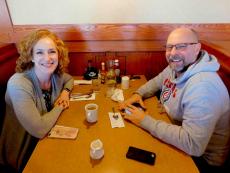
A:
0 68 73 171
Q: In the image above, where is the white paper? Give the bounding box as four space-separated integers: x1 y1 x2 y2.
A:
48 125 79 139
108 112 125 128
70 93 96 101
74 80 92 85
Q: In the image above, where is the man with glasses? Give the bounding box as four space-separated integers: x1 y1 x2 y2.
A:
119 28 230 173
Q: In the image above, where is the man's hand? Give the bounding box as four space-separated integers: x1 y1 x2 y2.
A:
121 104 146 126
118 93 146 110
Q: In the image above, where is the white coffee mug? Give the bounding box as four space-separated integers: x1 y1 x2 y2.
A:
90 139 104 159
85 103 98 123
121 76 129 89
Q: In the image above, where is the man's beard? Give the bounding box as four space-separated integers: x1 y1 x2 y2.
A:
167 55 187 73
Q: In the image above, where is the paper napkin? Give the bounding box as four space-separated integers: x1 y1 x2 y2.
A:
108 112 125 128
111 88 124 102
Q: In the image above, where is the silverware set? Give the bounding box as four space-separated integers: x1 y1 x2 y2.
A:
71 90 93 99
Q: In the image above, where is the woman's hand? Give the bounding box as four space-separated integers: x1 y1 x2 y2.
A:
54 90 70 109
121 104 146 126
118 93 145 110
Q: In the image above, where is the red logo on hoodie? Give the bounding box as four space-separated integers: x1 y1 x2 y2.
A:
161 78 177 103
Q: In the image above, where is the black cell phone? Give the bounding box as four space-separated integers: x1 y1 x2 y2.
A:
121 103 146 115
126 146 156 165
132 102 146 111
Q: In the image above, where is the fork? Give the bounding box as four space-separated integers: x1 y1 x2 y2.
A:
112 107 119 120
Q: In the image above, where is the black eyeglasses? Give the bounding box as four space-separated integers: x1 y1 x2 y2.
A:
165 43 198 52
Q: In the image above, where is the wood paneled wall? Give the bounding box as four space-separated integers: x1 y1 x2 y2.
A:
68 51 167 80
1 24 230 81
1 24 230 52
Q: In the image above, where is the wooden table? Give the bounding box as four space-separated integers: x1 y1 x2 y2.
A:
23 76 199 173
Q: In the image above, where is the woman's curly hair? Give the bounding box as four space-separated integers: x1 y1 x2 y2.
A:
16 29 69 75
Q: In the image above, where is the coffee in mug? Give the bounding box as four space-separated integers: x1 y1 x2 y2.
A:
87 106 97 110
85 103 98 123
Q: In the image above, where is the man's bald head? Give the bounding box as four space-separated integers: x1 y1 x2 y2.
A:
167 28 199 45
165 27 201 76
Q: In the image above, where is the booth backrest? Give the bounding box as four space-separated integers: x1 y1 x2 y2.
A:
0 43 18 132
202 43 230 95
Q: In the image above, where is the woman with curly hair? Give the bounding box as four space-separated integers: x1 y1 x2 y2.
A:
0 29 74 172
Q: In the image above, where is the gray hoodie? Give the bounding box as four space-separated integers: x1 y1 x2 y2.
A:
136 50 230 166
